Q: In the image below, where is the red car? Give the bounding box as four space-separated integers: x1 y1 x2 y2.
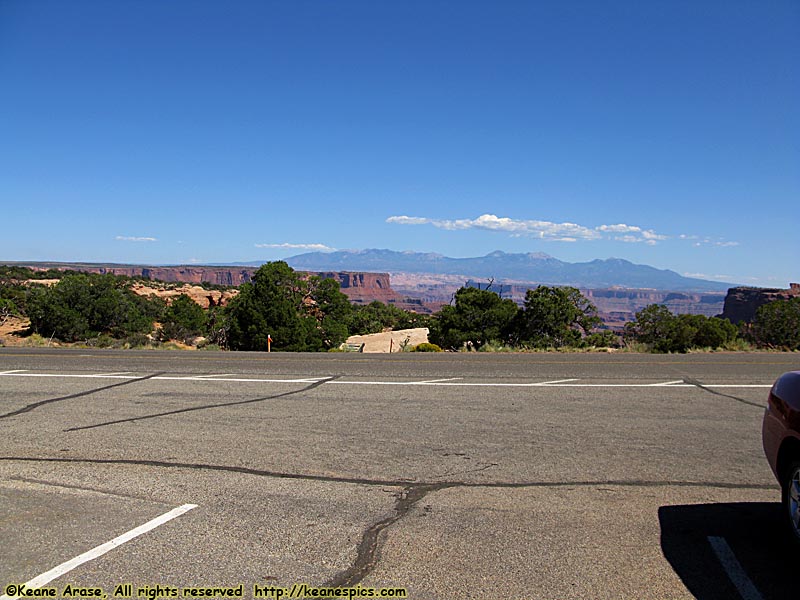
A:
763 370 800 545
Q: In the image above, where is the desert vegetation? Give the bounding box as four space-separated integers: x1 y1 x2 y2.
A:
1 264 798 352
429 285 615 351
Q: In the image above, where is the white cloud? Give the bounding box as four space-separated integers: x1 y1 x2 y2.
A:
683 272 735 281
386 216 430 226
387 214 676 244
610 228 668 244
614 235 642 243
596 224 642 234
387 214 602 241
255 243 336 252
115 236 157 242
686 237 741 248
641 230 668 241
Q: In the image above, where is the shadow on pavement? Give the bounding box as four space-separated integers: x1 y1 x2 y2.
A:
659 502 796 600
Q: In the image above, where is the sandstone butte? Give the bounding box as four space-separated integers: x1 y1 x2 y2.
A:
719 283 800 324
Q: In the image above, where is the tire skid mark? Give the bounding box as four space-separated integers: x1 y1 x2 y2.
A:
683 377 766 409
0 372 164 420
65 376 338 431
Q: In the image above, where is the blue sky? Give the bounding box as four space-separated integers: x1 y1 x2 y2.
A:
1 1 797 287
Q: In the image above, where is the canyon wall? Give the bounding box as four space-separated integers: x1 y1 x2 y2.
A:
720 284 800 323
14 263 434 313
92 266 257 286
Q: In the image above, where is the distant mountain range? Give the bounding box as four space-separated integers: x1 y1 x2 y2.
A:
277 249 733 292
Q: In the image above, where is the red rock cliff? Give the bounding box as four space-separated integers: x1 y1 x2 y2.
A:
720 284 800 323
15 263 434 312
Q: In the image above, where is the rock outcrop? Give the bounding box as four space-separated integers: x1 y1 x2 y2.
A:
93 266 257 286
720 284 800 323
10 262 435 313
313 271 431 312
129 283 239 309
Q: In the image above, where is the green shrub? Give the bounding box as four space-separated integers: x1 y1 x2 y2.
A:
348 301 431 335
25 273 155 342
751 297 800 350
624 305 739 353
429 287 518 350
583 330 618 348
511 286 601 348
20 333 49 347
411 342 443 352
160 294 207 343
226 262 352 351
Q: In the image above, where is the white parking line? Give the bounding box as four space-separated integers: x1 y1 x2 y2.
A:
707 536 764 600
92 372 133 377
329 380 772 388
191 373 235 378
0 370 28 374
0 373 137 379
0 504 198 599
0 371 774 388
705 385 773 389
0 372 322 384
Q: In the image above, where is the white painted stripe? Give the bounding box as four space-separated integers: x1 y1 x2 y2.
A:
192 373 234 378
156 376 325 383
0 373 137 379
707 536 764 600
0 504 197 599
0 370 28 375
329 380 770 388
330 379 672 388
705 385 773 389
0 371 774 388
413 377 464 384
0 373 320 384
332 380 544 387
92 372 133 377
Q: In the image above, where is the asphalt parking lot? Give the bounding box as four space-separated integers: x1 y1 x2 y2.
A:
1 349 798 599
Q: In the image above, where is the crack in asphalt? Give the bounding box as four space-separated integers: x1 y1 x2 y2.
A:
3 475 173 504
0 372 164 420
0 456 777 491
0 456 778 586
64 376 339 431
682 377 766 409
324 483 450 587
